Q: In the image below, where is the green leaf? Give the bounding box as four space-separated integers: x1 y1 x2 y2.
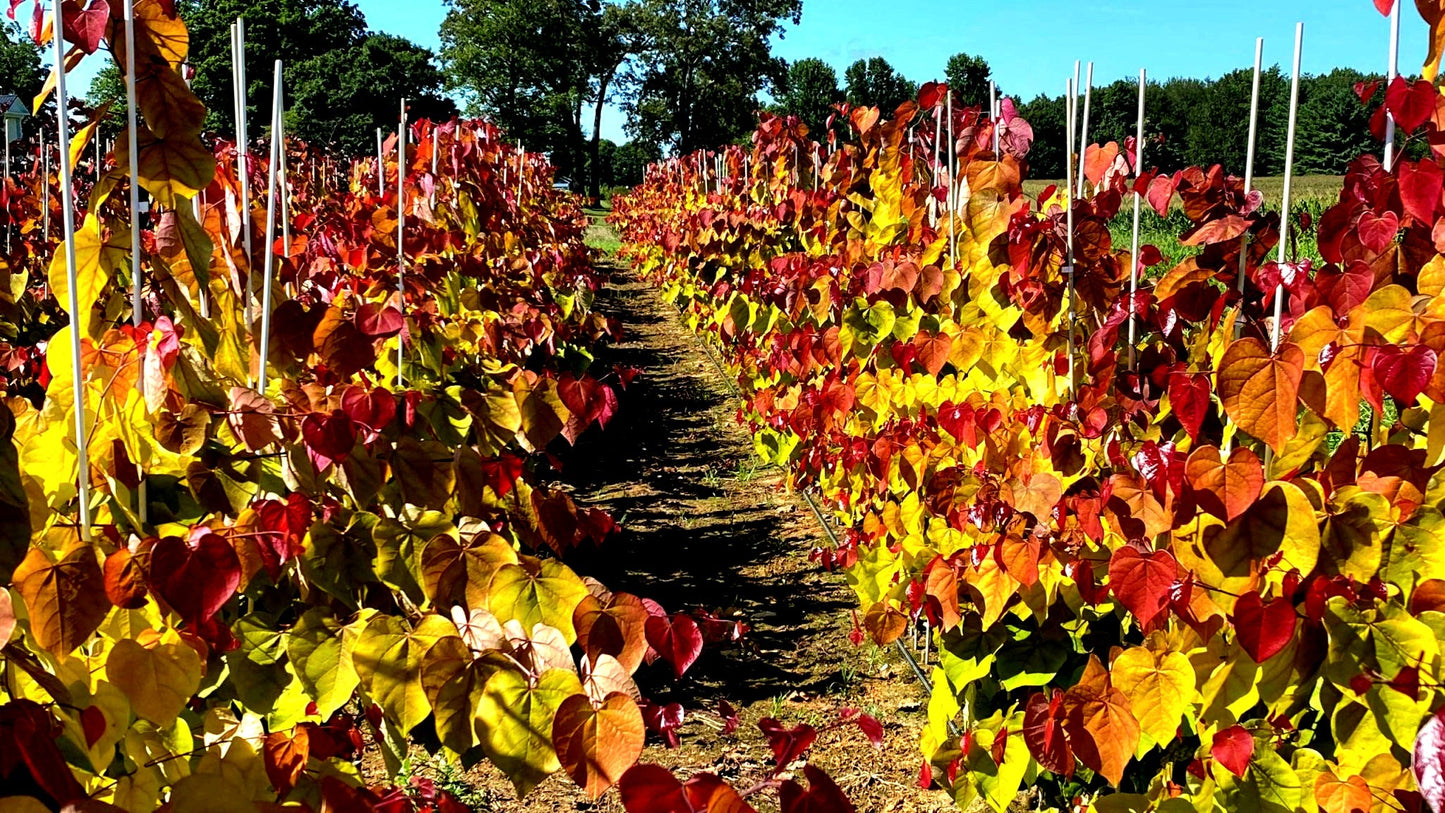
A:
487 557 588 645
285 607 367 719
476 667 581 798
352 613 457 735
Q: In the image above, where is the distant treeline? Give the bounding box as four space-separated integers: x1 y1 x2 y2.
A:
771 54 1396 180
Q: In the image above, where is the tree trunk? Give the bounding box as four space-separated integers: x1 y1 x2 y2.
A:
589 68 614 199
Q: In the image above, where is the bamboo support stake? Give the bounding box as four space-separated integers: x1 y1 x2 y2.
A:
1076 62 1094 199
54 0 91 540
1235 38 1265 306
1128 69 1146 371
1065 77 1077 393
124 0 148 521
257 61 282 393
397 99 407 387
989 80 998 154
1270 23 1304 353
1385 1 1401 170
947 89 956 269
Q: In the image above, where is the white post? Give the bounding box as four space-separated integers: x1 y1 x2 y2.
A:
1385 1 1402 170
54 0 91 540
397 99 406 387
279 112 290 261
1076 62 1094 199
41 129 49 238
1065 76 1077 391
183 63 208 319
1233 35 1265 346
257 60 282 393
1128 69 1146 371
124 0 147 522
124 0 141 325
4 116 9 252
989 80 998 154
947 89 956 268
932 93 942 177
1270 23 1304 353
430 122 439 206
235 16 253 352
376 127 384 198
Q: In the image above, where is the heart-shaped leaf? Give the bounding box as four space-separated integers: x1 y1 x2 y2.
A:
1217 338 1304 453
1185 445 1264 522
1232 589 1297 663
1211 725 1254 778
553 692 646 799
644 613 703 678
1108 547 1177 627
148 532 241 628
13 545 110 657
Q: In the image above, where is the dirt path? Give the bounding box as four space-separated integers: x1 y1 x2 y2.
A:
460 246 952 812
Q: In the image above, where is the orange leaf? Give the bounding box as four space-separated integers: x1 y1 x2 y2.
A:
574 592 650 674
13 545 109 657
1062 654 1140 786
263 726 311 795
1185 445 1264 522
552 692 645 799
1315 769 1372 813
862 601 907 645
1217 338 1304 453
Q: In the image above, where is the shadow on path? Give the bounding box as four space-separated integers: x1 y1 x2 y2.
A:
563 260 854 704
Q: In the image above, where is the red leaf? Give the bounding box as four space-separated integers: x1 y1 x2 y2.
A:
1107 547 1177 627
617 765 689 813
1374 0 1394 15
1386 76 1437 133
644 614 703 678
1168 372 1211 441
60 0 108 54
355 302 404 338
148 532 242 628
778 765 855 813
79 704 106 747
1146 175 1175 217
263 727 311 796
1211 725 1254 778
1357 210 1400 253
1181 214 1250 246
1024 689 1074 777
103 548 149 609
1369 344 1437 406
1232 589 1297 663
758 718 818 769
638 700 685 748
1416 707 1445 813
1399 159 1444 223
301 410 358 471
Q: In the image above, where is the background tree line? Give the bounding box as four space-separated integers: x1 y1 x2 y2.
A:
771 51 1385 180
0 3 1392 196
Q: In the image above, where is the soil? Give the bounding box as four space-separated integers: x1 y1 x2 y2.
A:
438 239 956 812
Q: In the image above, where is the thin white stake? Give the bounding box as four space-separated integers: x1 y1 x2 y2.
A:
1076 62 1094 199
1236 38 1265 303
932 94 942 176
3 112 9 251
377 127 385 197
1065 77 1077 391
54 0 91 540
42 130 49 238
430 123 439 206
989 80 998 154
279 117 290 261
235 16 253 351
124 0 147 522
397 99 407 386
1270 23 1304 352
1128 69 1146 371
124 0 141 326
1385 1 1402 170
947 89 956 268
257 60 282 392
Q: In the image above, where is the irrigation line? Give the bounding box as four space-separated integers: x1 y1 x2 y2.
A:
667 298 961 739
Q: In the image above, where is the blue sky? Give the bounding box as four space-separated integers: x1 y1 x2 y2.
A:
65 1 1430 145
362 0 1427 143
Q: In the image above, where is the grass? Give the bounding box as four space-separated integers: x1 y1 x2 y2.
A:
582 203 621 254
1023 175 1341 269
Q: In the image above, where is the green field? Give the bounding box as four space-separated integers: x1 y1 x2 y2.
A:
1022 175 1341 269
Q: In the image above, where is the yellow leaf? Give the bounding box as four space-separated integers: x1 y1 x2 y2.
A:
487 557 588 645
1110 644 1196 744
106 632 202 727
352 613 457 734
48 213 127 337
